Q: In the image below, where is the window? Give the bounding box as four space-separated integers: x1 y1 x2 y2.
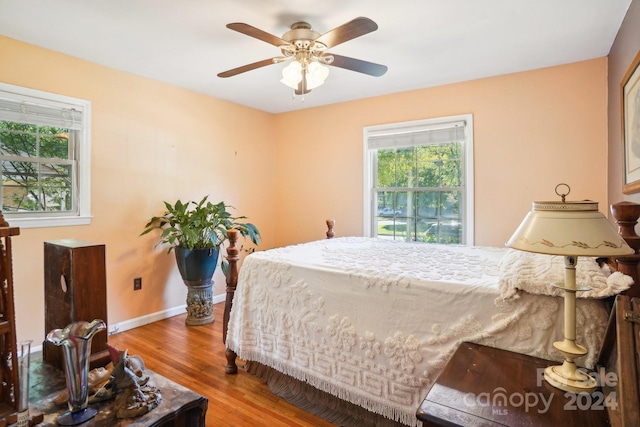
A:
363 114 473 244
0 83 91 228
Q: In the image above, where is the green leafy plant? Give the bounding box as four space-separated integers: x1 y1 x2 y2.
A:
140 196 261 253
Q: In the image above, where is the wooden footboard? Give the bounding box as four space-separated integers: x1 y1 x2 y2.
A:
223 220 336 374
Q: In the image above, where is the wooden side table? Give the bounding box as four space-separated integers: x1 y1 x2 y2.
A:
27 355 207 427
417 342 610 426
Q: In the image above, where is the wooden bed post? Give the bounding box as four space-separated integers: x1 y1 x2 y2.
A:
610 202 640 298
326 219 335 239
223 229 239 374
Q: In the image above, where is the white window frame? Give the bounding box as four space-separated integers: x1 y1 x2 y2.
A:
0 82 91 228
363 114 474 244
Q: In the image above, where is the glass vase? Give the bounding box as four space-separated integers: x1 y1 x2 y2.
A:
17 340 32 427
46 319 106 426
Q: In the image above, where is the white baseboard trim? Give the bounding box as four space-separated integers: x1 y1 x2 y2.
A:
108 305 185 335
108 293 226 336
27 295 227 355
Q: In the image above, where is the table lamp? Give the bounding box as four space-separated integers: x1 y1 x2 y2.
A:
506 184 633 393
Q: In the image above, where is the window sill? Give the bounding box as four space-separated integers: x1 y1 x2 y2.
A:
5 215 92 229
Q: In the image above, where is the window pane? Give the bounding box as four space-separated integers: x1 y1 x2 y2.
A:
376 218 401 240
377 149 396 187
441 159 462 186
441 191 462 219
376 189 464 244
416 160 438 187
0 122 37 156
40 127 70 159
1 146 75 213
376 192 400 240
416 191 439 220
395 147 414 188
1 160 39 211
377 191 393 212
424 219 462 244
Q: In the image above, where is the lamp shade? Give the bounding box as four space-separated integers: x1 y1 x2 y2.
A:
506 200 633 257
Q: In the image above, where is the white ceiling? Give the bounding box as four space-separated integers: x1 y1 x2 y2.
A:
0 0 631 114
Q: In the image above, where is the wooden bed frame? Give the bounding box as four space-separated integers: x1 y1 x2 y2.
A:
220 203 640 423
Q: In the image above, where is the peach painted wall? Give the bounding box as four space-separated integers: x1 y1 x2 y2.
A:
0 35 610 347
273 58 609 248
0 36 277 346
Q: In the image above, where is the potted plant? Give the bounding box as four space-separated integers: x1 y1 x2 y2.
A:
141 196 260 326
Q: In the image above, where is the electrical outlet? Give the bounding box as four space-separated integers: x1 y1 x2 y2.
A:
133 277 142 290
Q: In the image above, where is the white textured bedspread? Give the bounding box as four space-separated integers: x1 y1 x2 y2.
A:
226 237 611 426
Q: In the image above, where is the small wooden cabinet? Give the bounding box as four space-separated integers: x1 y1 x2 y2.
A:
43 239 109 369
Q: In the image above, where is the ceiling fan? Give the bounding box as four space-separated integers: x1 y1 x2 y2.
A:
217 17 388 95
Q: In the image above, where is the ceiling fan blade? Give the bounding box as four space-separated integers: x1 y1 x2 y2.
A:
226 23 289 47
329 54 388 77
314 17 378 49
217 58 280 78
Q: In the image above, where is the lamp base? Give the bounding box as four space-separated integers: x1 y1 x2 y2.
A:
544 362 597 394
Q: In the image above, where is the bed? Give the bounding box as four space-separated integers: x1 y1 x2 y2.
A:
222 205 640 427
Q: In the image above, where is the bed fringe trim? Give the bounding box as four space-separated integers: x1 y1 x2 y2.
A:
235 349 419 427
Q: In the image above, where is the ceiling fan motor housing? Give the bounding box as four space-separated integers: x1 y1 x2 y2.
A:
281 22 328 63
282 22 321 42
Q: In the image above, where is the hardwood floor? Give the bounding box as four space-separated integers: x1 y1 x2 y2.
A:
108 302 335 427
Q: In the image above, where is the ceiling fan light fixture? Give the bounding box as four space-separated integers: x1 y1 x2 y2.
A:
306 61 329 90
280 60 303 89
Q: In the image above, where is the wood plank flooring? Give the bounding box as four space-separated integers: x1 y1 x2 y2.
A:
108 302 335 427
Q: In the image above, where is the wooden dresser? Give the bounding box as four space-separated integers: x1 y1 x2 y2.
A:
417 295 640 425
416 342 609 426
